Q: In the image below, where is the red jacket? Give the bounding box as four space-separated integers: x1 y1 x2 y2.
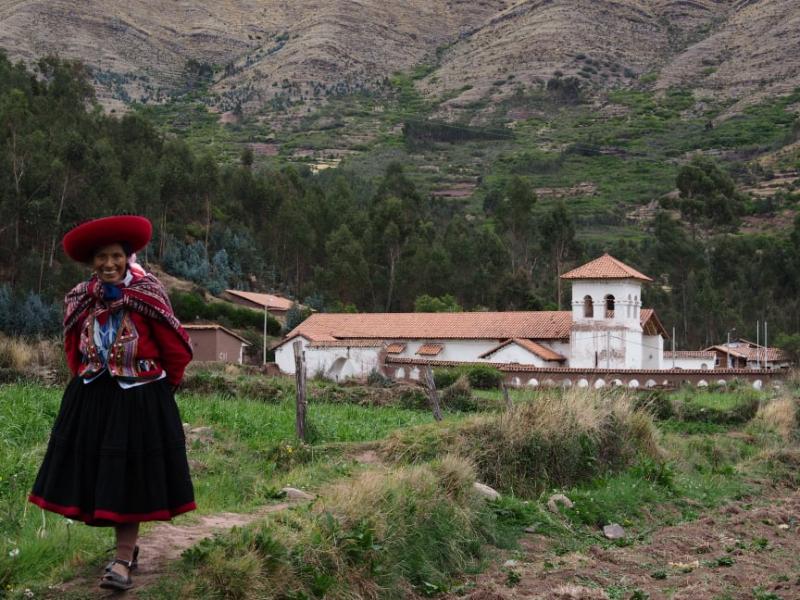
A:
65 310 192 386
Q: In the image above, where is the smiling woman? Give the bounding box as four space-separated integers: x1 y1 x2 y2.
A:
27 215 195 592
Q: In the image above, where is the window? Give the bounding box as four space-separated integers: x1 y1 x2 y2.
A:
583 295 593 318
604 294 615 319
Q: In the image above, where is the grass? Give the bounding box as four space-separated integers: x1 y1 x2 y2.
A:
0 382 444 592
3 382 799 599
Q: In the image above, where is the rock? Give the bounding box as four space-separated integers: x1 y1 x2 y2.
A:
503 559 519 568
547 493 574 513
281 487 315 501
524 525 538 534
185 426 214 445
778 523 790 530
473 482 501 500
602 523 626 539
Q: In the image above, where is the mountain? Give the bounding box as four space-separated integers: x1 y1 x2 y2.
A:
2 0 798 119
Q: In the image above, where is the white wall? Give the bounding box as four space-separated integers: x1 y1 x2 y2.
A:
389 339 501 362
571 280 642 327
569 326 643 369
275 336 310 374
641 335 664 369
668 356 713 370
275 339 381 380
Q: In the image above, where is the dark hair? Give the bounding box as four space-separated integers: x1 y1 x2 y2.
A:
91 241 133 259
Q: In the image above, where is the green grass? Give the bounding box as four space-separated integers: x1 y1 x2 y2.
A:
0 382 442 593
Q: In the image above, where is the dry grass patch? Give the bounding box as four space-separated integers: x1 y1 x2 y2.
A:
173 456 493 599
381 389 662 496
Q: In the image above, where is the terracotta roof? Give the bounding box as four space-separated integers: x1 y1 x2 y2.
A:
277 308 665 349
706 344 790 362
479 339 566 362
307 339 384 348
416 343 444 356
183 323 251 344
641 309 669 338
663 351 716 359
283 311 573 343
561 254 652 282
386 343 407 354
224 289 294 311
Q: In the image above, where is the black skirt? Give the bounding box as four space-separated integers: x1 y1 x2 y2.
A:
28 372 195 526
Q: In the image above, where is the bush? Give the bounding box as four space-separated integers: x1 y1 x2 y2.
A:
441 375 479 412
382 389 661 496
465 365 502 389
176 456 492 599
433 365 502 390
171 291 281 335
634 390 674 420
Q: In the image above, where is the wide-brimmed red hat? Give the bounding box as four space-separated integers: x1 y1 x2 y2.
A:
62 215 153 263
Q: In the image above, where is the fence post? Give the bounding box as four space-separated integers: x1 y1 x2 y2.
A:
502 382 513 412
293 340 307 441
422 366 443 422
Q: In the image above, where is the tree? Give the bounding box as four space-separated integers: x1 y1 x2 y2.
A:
540 201 578 309
495 176 537 272
676 156 743 233
414 294 461 312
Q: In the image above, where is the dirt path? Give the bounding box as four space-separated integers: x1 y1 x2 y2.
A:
455 488 800 600
60 502 298 598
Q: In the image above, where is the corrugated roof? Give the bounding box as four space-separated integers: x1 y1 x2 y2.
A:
479 339 566 361
561 254 652 282
416 343 444 356
224 289 294 311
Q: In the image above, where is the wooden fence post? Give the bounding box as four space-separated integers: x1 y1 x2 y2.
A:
502 382 513 412
422 365 443 422
293 340 307 442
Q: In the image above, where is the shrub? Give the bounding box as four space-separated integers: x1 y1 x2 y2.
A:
433 365 502 390
382 389 661 496
176 456 492 598
441 375 478 412
465 365 502 389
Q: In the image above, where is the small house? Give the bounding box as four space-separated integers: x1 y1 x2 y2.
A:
222 290 296 324
184 324 251 364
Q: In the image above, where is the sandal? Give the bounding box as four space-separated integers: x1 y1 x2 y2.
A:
99 558 134 591
104 545 138 573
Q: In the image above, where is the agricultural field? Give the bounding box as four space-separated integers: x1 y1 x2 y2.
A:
2 367 800 599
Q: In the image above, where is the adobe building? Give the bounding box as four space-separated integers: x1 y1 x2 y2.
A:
184 324 251 364
271 254 789 388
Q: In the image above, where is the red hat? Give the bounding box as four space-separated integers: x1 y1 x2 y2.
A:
62 215 153 263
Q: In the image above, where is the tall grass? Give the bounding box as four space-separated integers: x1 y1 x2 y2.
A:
154 456 493 599
382 388 661 496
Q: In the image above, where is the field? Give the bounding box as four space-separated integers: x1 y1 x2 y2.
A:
2 370 799 599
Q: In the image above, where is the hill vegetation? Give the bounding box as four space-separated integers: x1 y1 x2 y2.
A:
1 52 799 350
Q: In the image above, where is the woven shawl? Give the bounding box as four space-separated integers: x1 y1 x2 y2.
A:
64 273 191 349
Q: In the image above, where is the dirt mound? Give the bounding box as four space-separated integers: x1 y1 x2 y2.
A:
447 489 800 599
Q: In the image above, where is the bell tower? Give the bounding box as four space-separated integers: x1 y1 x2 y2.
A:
561 254 652 369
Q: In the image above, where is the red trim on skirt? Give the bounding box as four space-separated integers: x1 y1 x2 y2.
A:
28 494 196 524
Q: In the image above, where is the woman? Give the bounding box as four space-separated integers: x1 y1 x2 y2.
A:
28 215 195 591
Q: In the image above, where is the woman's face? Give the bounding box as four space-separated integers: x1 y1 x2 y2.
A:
92 243 128 284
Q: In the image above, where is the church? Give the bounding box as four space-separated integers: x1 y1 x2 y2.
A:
273 254 716 380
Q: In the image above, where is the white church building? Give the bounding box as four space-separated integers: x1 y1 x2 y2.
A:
274 254 716 380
